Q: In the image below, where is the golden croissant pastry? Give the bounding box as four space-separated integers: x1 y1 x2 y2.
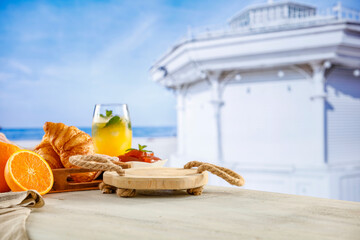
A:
34 135 63 169
43 122 97 182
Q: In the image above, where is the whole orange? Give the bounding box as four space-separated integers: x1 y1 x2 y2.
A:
0 141 21 192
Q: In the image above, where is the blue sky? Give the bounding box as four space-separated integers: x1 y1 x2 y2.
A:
0 0 359 128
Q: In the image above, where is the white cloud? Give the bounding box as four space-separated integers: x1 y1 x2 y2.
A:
0 58 32 77
7 60 32 75
89 15 158 80
0 72 14 82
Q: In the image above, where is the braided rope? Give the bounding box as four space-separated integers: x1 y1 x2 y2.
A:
117 188 136 197
69 154 125 176
187 186 204 195
184 161 245 187
99 182 117 194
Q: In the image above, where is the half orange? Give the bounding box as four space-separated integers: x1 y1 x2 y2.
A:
4 150 54 195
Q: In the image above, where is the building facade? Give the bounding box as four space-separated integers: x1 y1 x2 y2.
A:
150 1 360 201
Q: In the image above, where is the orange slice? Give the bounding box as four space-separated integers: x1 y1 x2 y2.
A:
4 150 54 195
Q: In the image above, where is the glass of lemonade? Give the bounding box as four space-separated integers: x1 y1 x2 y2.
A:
92 104 132 156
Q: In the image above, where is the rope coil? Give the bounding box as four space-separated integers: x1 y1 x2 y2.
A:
184 161 245 187
69 154 125 176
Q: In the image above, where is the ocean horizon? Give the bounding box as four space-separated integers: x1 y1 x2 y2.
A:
0 126 177 140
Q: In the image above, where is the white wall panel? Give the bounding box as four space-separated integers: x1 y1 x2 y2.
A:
326 68 360 165
339 175 360 201
221 75 322 166
183 82 217 161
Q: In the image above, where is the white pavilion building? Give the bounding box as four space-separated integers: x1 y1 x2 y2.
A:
150 1 360 201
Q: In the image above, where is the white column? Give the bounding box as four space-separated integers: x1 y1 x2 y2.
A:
336 2 342 20
208 72 224 163
176 89 186 157
311 62 328 102
310 62 326 164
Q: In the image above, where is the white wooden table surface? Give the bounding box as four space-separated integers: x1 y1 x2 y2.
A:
27 186 360 240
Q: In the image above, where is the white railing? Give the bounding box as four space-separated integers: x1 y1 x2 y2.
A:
177 2 360 44
333 2 360 21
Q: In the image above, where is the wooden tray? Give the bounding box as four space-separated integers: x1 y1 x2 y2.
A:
103 167 208 190
50 162 131 193
49 168 102 193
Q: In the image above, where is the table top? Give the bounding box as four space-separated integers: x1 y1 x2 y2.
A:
27 186 360 240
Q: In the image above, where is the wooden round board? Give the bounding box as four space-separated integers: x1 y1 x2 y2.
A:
103 167 208 190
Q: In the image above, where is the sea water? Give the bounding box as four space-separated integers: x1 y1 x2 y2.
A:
0 126 176 140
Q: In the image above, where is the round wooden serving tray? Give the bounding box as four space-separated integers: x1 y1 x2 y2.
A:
103 167 208 190
69 156 243 197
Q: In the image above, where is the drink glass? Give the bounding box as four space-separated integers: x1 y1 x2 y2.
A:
92 104 132 156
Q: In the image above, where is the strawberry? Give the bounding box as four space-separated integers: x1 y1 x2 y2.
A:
118 144 161 163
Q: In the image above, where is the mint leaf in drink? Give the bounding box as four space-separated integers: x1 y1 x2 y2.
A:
106 110 113 117
105 116 121 127
100 109 113 118
127 121 132 129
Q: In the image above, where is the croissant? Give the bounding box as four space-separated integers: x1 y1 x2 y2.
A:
44 122 97 182
34 135 63 169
